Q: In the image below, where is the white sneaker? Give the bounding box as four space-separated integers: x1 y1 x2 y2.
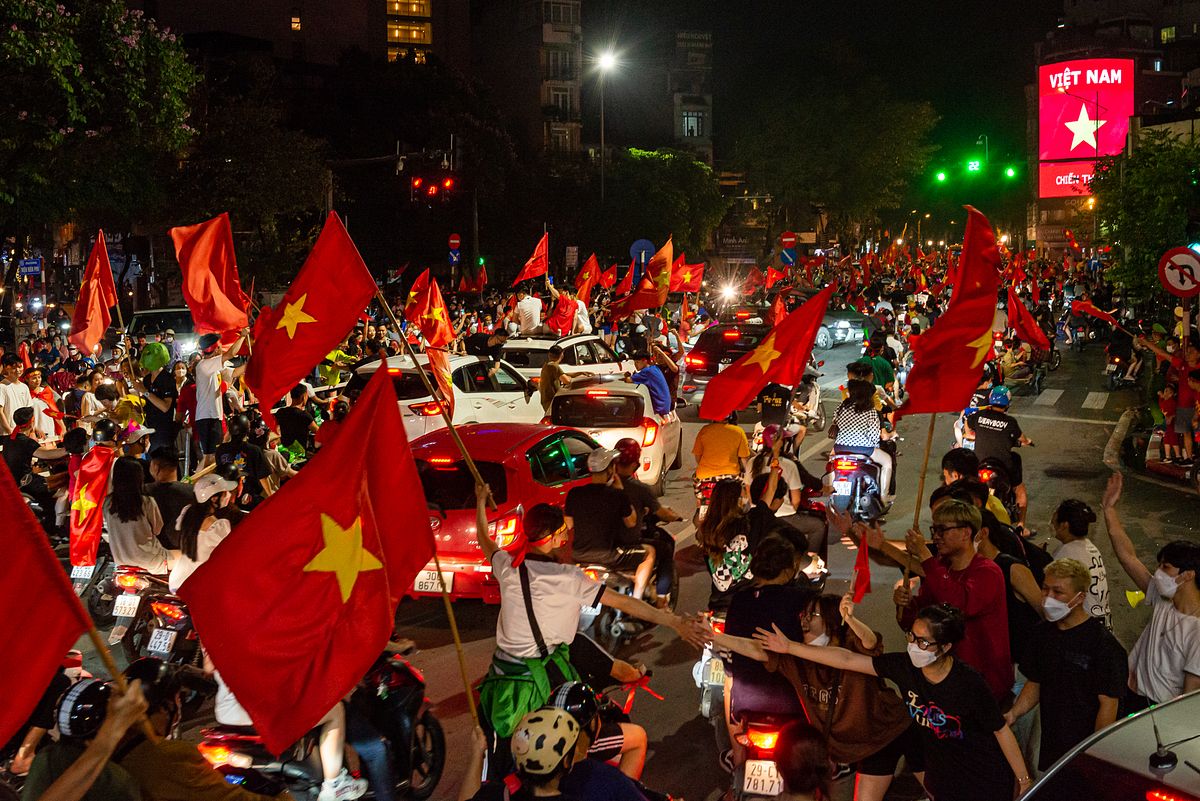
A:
316 770 369 801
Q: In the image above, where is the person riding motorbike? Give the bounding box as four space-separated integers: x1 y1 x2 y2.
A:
547 681 650 790
215 414 273 508
965 386 1032 527
829 379 894 499
613 438 680 607
692 411 750 518
563 637 651 779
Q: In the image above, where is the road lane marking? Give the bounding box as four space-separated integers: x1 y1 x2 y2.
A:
1017 414 1116 425
1082 392 1109 409
1034 389 1063 406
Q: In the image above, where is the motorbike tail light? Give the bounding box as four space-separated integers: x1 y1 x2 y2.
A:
978 468 995 483
408 401 446 417
198 742 253 769
642 418 659 447
710 618 726 635
684 354 706 368
746 728 780 751
583 568 603 582
150 601 185 622
488 514 521 548
723 328 741 339
833 458 858 472
116 574 149 591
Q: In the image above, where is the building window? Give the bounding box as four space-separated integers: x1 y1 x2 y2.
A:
547 48 573 79
388 46 428 63
1161 25 1176 43
290 12 301 30
682 110 706 138
550 126 571 152
543 2 578 25
388 21 431 43
387 0 430 16
551 88 571 116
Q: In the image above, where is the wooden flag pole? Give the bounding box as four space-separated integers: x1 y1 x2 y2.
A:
85 626 160 742
898 414 937 621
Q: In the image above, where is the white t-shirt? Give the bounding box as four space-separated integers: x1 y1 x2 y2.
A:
29 395 56 441
168 517 232 593
515 296 543 334
213 670 252 726
752 459 805 517
0 380 33 430
1128 580 1200 703
103 496 168 572
491 550 604 659
574 299 592 334
1054 538 1112 628
194 353 227 421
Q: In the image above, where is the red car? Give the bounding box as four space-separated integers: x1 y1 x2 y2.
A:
410 423 600 603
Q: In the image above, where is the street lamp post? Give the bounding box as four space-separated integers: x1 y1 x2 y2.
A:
598 51 617 204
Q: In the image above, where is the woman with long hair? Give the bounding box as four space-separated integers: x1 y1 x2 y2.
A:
707 593 924 801
830 379 893 492
103 456 169 572
168 473 239 593
695 478 758 612
754 604 1032 801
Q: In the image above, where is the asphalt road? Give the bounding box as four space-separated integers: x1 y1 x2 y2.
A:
73 340 1199 801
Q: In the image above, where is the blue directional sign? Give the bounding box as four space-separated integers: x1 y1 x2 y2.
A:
630 239 655 265
18 257 42 276
448 249 461 266
781 248 797 266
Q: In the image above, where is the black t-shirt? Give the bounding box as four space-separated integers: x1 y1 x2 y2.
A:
569 632 616 689
872 653 1012 801
3 669 69 753
142 369 177 434
564 484 634 561
757 383 793 427
465 332 505 364
724 584 810 718
275 405 315 450
995 553 1042 668
2 433 39 484
469 784 573 801
215 441 271 497
966 408 1022 469
620 476 660 530
1022 618 1128 770
146 481 196 550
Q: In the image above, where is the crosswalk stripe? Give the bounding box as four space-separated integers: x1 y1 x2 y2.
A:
1082 391 1109 410
1034 389 1064 406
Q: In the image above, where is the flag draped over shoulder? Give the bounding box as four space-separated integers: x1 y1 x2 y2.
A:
68 233 118 355
169 213 251 335
69 446 116 567
894 206 1001 420
179 364 435 755
512 233 549 286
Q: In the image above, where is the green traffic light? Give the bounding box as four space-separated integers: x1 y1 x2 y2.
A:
1005 166 1016 178
478 256 485 266
936 171 946 182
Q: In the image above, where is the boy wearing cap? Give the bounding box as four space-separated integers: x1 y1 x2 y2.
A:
193 331 248 467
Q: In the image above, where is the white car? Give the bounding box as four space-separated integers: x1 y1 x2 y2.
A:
352 354 544 441
546 382 682 495
501 334 632 385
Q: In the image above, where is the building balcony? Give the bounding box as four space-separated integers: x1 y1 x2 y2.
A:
542 105 580 123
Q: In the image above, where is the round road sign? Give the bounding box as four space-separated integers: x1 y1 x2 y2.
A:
1158 247 1200 298
630 239 655 264
780 231 797 249
448 233 461 250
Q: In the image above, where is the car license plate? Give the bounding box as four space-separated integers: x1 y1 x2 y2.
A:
833 479 852 495
743 759 784 795
147 628 177 655
71 565 95 580
113 595 141 618
719 361 730 372
1105 363 1117 373
703 655 724 686
581 604 601 616
413 570 453 593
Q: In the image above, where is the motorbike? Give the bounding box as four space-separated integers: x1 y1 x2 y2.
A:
977 458 1020 524
1105 345 1144 390
104 566 174 662
735 713 804 799
199 650 445 800
824 448 894 522
140 592 202 666
577 520 679 648
71 541 116 628
693 476 721 524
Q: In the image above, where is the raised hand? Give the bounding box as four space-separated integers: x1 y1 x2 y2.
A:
753 623 793 654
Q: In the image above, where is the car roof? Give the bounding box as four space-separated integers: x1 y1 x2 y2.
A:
354 354 486 375
410 423 580 459
502 334 602 350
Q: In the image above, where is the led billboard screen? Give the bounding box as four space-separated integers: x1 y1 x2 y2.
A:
1038 161 1096 198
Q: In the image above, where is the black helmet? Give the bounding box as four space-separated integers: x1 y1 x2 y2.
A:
92 418 119 443
214 461 242 483
57 678 111 740
547 681 600 729
226 413 251 441
124 657 181 712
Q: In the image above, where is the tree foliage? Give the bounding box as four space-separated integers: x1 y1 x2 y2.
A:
0 0 197 230
1092 129 1200 301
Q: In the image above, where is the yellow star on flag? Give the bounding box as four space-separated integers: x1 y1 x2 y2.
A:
423 305 447 323
303 513 383 603
276 294 318 339
71 481 98 523
681 270 692 283
743 333 782 373
967 331 993 368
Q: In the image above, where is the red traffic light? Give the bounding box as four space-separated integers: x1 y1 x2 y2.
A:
442 177 455 190
411 177 423 188
427 184 438 196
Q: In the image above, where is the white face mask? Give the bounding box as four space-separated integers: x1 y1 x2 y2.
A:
907 642 940 668
1042 594 1078 622
808 633 831 647
1154 568 1181 599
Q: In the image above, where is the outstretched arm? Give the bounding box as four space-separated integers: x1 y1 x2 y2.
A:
473 483 498 559
1099 473 1151 592
602 590 706 648
754 623 877 676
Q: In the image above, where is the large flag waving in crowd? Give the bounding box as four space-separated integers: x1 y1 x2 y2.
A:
609 238 673 320
68 233 118 355
512 232 549 286
169 213 251 336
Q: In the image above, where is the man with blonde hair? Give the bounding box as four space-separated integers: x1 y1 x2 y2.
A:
1005 558 1127 774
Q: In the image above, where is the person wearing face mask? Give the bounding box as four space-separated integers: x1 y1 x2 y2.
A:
1100 472 1200 710
753 603 1032 801
1004 559 1127 775
1049 499 1110 629
703 591 923 801
168 473 240 593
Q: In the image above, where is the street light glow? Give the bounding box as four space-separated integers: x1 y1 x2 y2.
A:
936 171 946 182
599 51 617 71
1000 234 1009 244
894 238 904 245
720 284 737 301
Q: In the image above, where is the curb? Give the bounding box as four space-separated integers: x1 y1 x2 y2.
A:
1103 408 1136 469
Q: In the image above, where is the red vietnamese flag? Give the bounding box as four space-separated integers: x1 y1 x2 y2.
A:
598 264 618 289
545 292 577 336
69 445 117 567
851 531 872 603
574 253 600 304
180 363 435 755
765 267 786 289
169 213 251 336
458 264 488 293
743 266 765 293
768 293 788 326
512 232 549 286
1007 287 1050 351
894 207 1001 420
1070 299 1120 327
669 257 704 293
425 347 455 418
609 239 673 320
245 213 377 424
69 233 119 356
1031 277 1041 306
404 270 455 348
613 263 635 297
699 284 836 421
0 465 91 747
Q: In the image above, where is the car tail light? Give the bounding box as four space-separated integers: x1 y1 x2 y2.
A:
735 310 751 320
710 618 726 635
978 468 995 483
723 328 740 339
116 574 148 591
428 455 454 466
746 728 780 751
488 514 521 548
684 354 706 368
586 389 610 396
1146 792 1193 801
386 366 404 376
408 401 445 417
197 742 252 769
150 601 185 622
641 418 659 447
833 458 858 472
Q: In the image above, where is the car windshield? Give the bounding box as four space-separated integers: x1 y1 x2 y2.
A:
503 348 549 368
345 370 430 400
416 460 507 510
127 310 194 336
551 393 643 428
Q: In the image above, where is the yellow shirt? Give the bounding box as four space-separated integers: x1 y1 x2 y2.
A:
692 422 750 480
